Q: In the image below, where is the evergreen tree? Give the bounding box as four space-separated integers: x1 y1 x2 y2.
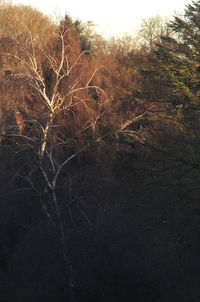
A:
141 0 200 167
144 1 200 125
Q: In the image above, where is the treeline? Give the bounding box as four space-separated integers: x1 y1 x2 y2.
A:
1 1 200 302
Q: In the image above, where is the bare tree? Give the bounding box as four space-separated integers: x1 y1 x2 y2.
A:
1 22 105 299
137 15 172 50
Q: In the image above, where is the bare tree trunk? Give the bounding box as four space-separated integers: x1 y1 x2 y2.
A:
51 190 75 301
40 113 53 160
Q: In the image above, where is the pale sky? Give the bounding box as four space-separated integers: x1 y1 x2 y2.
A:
12 0 190 37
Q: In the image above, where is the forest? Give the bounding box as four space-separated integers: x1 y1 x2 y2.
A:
0 0 200 301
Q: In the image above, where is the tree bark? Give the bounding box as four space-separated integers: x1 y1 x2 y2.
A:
51 190 75 301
